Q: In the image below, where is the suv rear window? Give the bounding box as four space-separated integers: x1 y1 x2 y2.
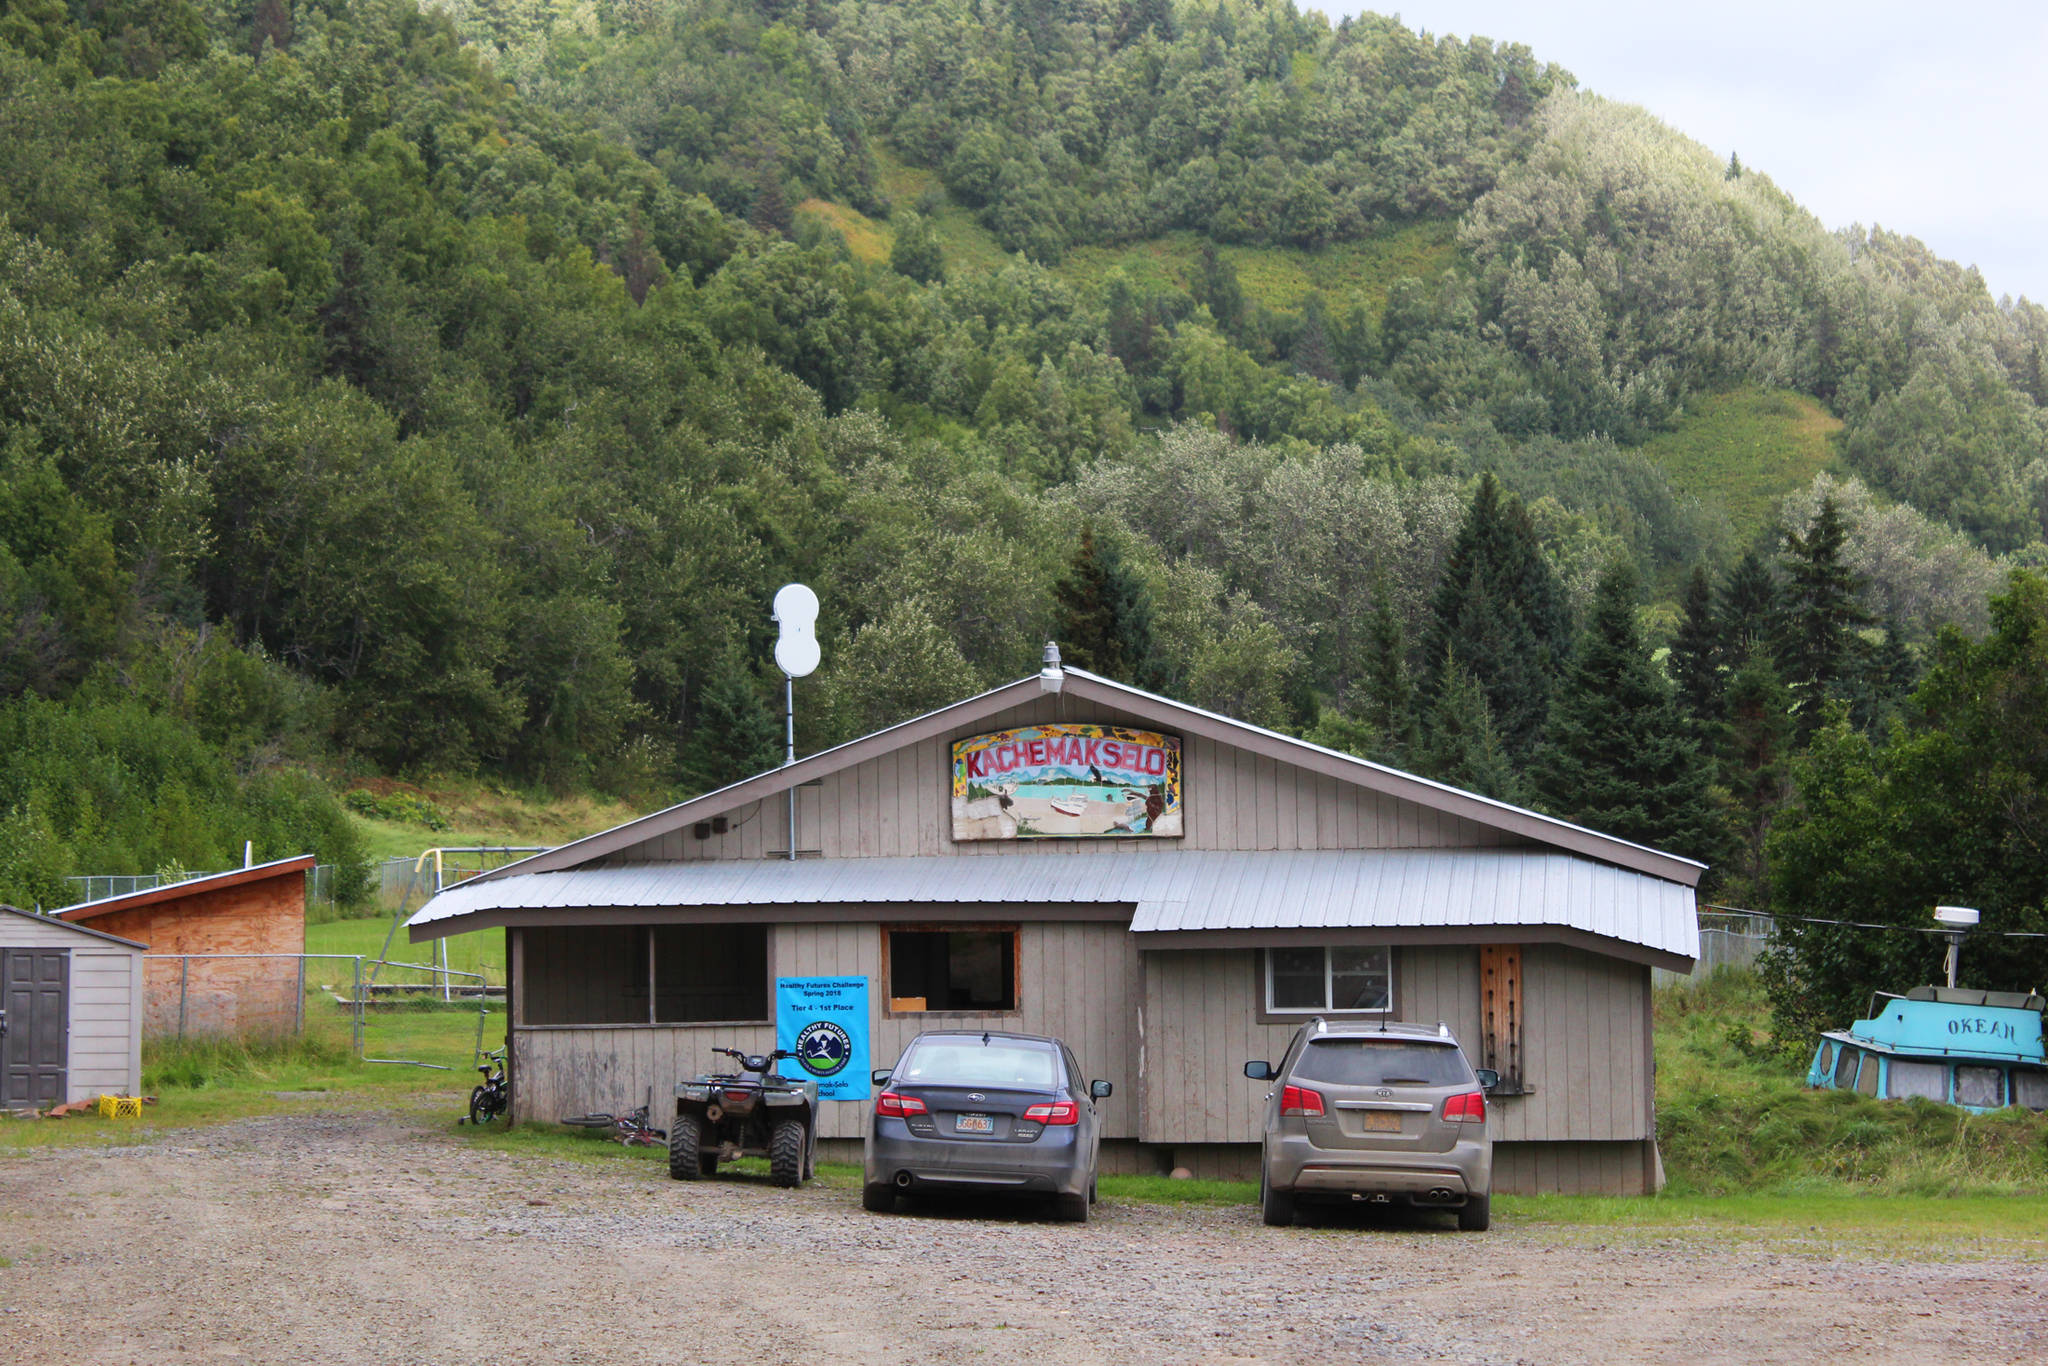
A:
1292 1038 1473 1088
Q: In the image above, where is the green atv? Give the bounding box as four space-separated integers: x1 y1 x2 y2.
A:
668 1047 818 1188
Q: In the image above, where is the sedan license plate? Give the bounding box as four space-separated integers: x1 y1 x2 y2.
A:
1360 1111 1403 1133
956 1113 994 1134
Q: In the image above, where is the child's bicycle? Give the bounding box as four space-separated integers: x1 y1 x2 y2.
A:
462 1047 508 1126
559 1103 668 1147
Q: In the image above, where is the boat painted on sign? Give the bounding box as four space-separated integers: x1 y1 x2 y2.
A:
1807 985 2048 1113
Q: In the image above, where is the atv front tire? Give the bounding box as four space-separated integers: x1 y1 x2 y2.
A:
769 1118 806 1188
668 1113 705 1181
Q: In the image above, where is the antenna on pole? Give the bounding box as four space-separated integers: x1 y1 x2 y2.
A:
773 584 821 862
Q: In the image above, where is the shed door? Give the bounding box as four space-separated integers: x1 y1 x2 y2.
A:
1 947 69 1107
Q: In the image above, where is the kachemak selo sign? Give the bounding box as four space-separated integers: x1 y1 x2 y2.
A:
951 724 1183 840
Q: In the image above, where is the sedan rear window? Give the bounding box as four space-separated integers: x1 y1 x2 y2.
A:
1292 1039 1473 1088
899 1042 1059 1089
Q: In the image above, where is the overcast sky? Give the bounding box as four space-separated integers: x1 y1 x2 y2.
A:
1330 3 2048 304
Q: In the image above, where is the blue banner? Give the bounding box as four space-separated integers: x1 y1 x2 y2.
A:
775 976 870 1102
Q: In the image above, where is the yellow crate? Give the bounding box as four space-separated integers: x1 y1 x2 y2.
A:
97 1095 144 1119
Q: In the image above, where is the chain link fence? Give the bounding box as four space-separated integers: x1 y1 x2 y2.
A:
1655 911 1774 986
143 952 495 1061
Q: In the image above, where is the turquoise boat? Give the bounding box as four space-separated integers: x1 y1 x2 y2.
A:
1807 986 2048 1113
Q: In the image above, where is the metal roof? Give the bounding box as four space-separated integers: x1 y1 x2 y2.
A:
407 849 1698 961
52 855 316 921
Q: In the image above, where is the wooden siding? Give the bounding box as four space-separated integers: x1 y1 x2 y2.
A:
1140 949 1296 1144
1 915 143 1101
1138 943 1649 1146
1492 1140 1659 1196
599 696 1517 865
1139 945 1479 1144
513 920 1142 1140
1495 946 1653 1143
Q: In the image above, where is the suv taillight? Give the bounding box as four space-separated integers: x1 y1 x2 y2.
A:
1021 1100 1078 1126
875 1091 927 1117
1279 1084 1325 1117
1444 1091 1486 1124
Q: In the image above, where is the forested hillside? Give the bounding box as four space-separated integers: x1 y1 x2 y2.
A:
4 0 2047 1021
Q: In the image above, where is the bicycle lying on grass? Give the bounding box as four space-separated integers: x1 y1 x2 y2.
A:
560 1104 668 1147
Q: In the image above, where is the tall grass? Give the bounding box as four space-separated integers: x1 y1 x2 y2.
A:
1654 968 2048 1196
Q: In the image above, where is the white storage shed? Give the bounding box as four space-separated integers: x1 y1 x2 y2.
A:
2 905 146 1108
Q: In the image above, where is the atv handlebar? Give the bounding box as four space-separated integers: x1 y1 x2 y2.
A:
712 1046 795 1075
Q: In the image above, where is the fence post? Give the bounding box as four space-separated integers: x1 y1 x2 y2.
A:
295 955 306 1036
352 956 363 1058
178 957 189 1041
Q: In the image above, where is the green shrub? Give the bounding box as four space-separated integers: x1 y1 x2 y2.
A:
342 789 449 831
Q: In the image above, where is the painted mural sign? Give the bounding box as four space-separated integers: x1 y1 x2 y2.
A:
951 724 1183 840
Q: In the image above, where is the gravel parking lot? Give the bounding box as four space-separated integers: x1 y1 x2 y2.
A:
3 1107 2043 1365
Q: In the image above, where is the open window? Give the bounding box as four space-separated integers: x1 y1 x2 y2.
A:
886 927 1017 1014
1264 946 1392 1014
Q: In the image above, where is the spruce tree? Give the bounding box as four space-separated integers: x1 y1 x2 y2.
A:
1667 564 1723 730
1719 549 1778 662
1421 473 1573 757
1777 495 1871 739
1718 649 1794 911
681 650 782 794
1530 560 1725 862
1052 526 1157 686
1414 654 1521 803
1358 576 1416 764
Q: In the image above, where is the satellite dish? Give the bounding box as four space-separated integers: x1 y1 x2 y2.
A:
772 582 821 678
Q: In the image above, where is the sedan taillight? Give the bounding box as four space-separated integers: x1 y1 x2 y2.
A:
875 1091 927 1117
1444 1090 1487 1124
1021 1100 1079 1126
1279 1084 1325 1117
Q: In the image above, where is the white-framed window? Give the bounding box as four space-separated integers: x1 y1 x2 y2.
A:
1265 946 1392 1014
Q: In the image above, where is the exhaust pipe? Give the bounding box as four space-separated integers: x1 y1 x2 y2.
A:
1427 1188 1455 1203
894 1171 914 1189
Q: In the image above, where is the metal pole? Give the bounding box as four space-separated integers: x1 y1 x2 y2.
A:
352 956 363 1058
785 672 797 861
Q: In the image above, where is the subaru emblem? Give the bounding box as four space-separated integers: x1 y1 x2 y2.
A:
969 1092 986 1102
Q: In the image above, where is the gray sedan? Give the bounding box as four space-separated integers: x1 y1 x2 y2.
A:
862 1030 1111 1223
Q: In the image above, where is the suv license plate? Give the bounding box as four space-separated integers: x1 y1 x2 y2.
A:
1361 1112 1402 1133
956 1113 994 1134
